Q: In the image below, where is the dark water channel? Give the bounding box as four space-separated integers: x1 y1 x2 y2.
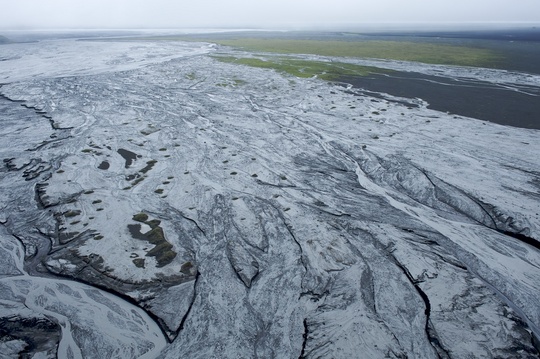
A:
341 71 540 130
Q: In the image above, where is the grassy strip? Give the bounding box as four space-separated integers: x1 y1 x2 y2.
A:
109 33 502 67
104 34 504 68
211 38 500 67
214 56 389 80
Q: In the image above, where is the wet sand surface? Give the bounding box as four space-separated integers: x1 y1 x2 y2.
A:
340 72 540 130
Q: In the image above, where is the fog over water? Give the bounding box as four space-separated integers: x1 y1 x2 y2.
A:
1 0 539 29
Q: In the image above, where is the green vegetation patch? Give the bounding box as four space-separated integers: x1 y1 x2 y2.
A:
181 261 194 274
129 212 177 268
133 212 149 222
139 160 157 174
211 38 500 67
214 55 386 80
95 34 503 67
63 210 81 218
217 77 247 87
147 241 173 257
131 176 146 186
146 219 162 229
154 250 177 268
146 227 166 244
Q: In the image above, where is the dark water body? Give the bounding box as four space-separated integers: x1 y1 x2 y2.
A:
98 161 110 170
340 72 540 130
117 149 138 168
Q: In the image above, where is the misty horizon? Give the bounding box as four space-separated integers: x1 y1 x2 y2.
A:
1 0 539 31
2 22 539 31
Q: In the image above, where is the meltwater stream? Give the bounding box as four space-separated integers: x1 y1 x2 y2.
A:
0 227 167 358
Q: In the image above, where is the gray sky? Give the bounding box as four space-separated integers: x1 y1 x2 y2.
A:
1 0 539 29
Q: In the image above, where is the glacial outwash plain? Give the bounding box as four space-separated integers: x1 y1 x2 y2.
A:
0 30 539 358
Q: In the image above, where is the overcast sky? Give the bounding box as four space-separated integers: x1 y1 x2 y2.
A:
1 0 539 29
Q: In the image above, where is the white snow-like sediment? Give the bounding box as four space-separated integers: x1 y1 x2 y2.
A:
0 38 539 358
